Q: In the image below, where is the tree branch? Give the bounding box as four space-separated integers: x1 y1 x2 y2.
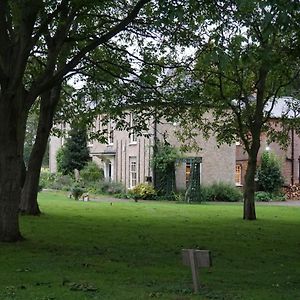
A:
31 0 151 96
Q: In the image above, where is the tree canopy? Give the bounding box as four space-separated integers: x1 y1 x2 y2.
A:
155 0 300 219
1 0 203 241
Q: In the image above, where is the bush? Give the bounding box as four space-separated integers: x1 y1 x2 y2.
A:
70 184 86 200
39 170 57 189
197 183 243 202
255 191 286 202
255 191 272 202
129 183 156 200
257 151 284 193
48 174 75 191
97 181 126 195
80 161 104 183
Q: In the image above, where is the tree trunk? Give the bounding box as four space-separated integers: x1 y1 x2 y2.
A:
243 139 261 220
20 86 61 215
243 155 257 220
0 93 28 242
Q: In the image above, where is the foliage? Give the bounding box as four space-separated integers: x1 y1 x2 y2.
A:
152 142 180 173
39 170 57 189
1 191 300 299
80 161 104 184
0 0 217 240
24 109 49 167
57 126 90 175
197 183 243 202
99 181 125 195
50 175 75 192
255 191 286 202
56 147 65 174
163 1 300 219
152 142 179 196
39 168 125 196
40 171 75 191
70 184 86 200
129 183 156 200
114 193 131 199
254 191 272 202
257 151 284 193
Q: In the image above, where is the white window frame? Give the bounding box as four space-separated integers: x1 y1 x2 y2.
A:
129 157 137 188
107 121 114 145
129 113 137 144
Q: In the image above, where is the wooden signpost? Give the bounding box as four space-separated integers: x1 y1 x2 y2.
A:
182 249 212 293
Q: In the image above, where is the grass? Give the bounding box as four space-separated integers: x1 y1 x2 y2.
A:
0 191 300 300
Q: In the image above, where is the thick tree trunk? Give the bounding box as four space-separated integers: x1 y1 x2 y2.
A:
20 87 61 215
0 153 23 242
243 155 257 220
0 94 28 242
243 134 261 220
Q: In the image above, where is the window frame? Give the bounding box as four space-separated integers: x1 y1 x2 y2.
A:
129 157 137 188
129 113 137 144
235 164 242 186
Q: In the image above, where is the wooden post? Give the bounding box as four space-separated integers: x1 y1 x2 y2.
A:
182 249 212 293
188 249 200 293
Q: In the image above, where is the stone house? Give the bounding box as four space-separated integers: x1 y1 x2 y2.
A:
49 114 236 190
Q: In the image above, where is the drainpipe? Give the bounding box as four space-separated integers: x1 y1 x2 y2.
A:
291 128 295 185
298 156 300 184
153 117 158 188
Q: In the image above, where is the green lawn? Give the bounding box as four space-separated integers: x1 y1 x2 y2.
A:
0 192 299 300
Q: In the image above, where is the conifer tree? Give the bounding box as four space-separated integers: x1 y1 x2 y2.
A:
58 126 90 175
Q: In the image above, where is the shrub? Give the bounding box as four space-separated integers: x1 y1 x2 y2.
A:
114 193 131 199
70 184 85 200
80 161 104 183
48 174 75 191
197 183 243 202
255 191 286 202
255 191 272 202
257 151 284 193
39 170 56 189
129 183 156 200
97 181 126 195
198 186 213 202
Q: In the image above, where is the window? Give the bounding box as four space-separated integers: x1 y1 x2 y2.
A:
61 123 67 145
107 124 114 145
87 124 96 147
129 157 137 188
108 129 114 145
235 164 242 185
129 113 137 143
105 120 114 145
106 161 112 182
185 162 191 186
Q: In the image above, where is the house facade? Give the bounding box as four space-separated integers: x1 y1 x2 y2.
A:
49 115 236 190
235 128 300 187
235 97 300 187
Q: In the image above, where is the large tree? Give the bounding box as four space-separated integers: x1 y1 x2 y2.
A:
18 0 207 217
20 85 61 215
171 1 300 219
0 0 157 242
0 0 208 241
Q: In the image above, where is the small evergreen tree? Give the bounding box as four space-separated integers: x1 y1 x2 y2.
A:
57 126 90 175
257 151 284 193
